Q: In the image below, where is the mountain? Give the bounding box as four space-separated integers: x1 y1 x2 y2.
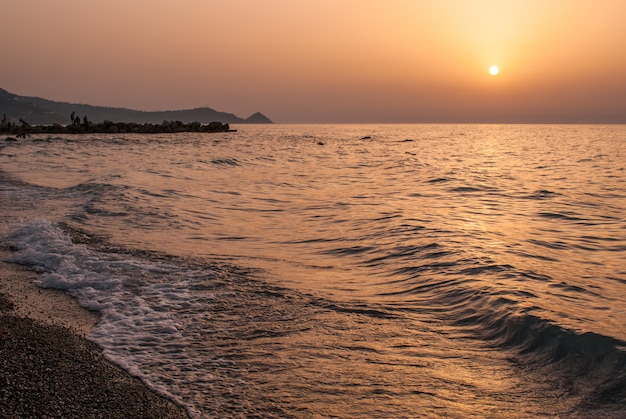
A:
0 88 272 125
243 112 273 124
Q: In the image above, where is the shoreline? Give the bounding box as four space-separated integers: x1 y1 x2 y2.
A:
0 249 98 336
0 248 189 418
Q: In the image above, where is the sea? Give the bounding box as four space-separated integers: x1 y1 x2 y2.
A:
1 124 625 418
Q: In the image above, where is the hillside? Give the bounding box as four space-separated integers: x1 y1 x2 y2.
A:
0 88 272 125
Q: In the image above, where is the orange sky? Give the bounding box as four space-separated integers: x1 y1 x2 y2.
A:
2 0 625 123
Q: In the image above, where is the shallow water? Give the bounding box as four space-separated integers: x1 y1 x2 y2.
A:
1 124 625 417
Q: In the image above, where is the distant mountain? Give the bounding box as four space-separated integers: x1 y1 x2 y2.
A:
243 112 273 124
0 88 272 125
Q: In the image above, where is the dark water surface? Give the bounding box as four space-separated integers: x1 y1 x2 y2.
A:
1 124 625 417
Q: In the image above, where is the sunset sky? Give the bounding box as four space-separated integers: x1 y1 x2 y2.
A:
2 0 625 123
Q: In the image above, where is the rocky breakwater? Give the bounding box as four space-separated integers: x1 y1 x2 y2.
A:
4 120 234 137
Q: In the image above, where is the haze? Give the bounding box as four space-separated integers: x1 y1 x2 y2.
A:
2 0 625 123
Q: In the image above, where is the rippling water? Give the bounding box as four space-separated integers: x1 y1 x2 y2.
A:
1 124 625 418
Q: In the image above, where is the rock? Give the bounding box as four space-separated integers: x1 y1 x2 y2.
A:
207 121 223 132
8 119 236 135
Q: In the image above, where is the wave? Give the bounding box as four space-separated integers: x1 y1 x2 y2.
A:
459 309 626 411
525 189 560 200
390 263 626 412
321 237 626 413
379 262 626 412
210 157 241 166
538 211 585 222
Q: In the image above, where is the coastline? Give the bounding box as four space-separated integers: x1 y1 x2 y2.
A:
0 248 189 418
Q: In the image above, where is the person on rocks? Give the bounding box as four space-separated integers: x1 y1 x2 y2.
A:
17 119 31 138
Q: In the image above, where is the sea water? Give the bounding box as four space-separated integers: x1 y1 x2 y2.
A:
1 124 625 418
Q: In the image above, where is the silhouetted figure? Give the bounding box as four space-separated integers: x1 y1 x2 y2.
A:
1 114 7 132
17 118 31 138
71 111 76 125
75 116 81 125
83 115 89 129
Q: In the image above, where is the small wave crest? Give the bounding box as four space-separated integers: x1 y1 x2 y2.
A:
458 309 626 411
352 237 626 413
210 157 241 166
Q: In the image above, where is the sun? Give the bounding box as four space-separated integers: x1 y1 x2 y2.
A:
489 66 499 76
